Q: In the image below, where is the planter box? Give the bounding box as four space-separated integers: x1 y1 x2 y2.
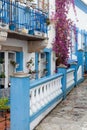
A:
9 24 16 31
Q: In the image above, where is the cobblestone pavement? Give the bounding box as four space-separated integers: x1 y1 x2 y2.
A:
35 79 87 130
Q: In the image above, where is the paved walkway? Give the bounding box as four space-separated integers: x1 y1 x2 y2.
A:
35 79 87 130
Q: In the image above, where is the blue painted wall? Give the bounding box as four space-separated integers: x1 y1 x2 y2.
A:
16 52 23 71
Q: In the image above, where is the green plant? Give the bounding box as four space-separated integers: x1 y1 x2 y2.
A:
26 58 34 73
0 58 4 64
0 98 9 110
0 98 10 130
0 72 5 78
10 60 17 68
46 18 50 26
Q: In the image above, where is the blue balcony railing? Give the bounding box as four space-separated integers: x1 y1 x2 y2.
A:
0 0 48 36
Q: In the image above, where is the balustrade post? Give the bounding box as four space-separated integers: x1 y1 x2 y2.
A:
10 72 30 130
57 66 67 99
77 50 84 79
70 63 77 86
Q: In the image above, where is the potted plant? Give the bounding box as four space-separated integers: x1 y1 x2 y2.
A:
10 60 18 68
26 58 34 73
43 69 48 74
9 23 16 31
46 18 51 26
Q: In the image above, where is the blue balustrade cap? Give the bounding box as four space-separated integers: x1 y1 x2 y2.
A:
68 59 78 64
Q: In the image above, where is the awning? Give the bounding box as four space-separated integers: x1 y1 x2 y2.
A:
0 45 23 52
28 40 48 53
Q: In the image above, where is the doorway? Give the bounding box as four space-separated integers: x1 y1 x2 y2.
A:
0 51 16 88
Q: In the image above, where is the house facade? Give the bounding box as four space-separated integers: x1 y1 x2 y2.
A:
0 0 55 89
0 0 87 90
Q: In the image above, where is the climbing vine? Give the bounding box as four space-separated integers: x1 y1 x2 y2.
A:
53 0 76 66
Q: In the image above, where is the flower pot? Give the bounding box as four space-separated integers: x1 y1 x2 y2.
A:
9 24 16 31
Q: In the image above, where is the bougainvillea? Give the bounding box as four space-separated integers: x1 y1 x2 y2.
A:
53 0 76 66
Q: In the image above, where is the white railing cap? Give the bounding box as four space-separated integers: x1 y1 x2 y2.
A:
11 72 29 78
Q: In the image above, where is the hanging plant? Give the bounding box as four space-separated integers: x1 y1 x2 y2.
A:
52 0 76 66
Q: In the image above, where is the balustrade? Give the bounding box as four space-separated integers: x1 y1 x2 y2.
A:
66 70 75 89
30 75 63 116
0 0 48 35
77 65 82 81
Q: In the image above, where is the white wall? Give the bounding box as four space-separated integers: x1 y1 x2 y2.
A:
47 0 56 74
68 5 87 30
0 38 35 73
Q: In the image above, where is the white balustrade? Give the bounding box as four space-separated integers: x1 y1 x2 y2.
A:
77 65 82 81
66 70 75 89
30 76 63 116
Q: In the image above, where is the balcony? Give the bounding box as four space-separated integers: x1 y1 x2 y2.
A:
0 0 48 41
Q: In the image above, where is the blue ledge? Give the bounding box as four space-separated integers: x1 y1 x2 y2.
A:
30 92 63 122
30 73 63 89
77 77 84 85
66 83 75 95
67 68 75 73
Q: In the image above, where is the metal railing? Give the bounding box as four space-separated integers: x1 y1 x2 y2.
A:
0 0 48 34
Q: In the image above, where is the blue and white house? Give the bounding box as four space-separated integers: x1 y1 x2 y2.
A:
0 0 55 89
0 0 87 130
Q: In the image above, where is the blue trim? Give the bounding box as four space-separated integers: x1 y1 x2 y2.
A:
75 0 87 13
58 68 66 99
46 52 51 76
44 48 52 76
35 52 39 79
67 68 75 73
77 50 84 77
77 77 84 85
66 83 75 95
30 73 63 89
30 93 63 122
16 52 23 71
44 48 52 53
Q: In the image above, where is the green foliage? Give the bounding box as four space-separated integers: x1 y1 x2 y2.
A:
27 58 34 66
0 72 5 78
0 98 10 110
0 58 4 64
46 18 50 26
10 60 17 67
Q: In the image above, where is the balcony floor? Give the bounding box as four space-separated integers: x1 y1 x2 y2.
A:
35 78 87 130
8 30 47 41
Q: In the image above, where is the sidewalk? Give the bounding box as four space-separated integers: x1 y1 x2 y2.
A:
35 79 87 130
